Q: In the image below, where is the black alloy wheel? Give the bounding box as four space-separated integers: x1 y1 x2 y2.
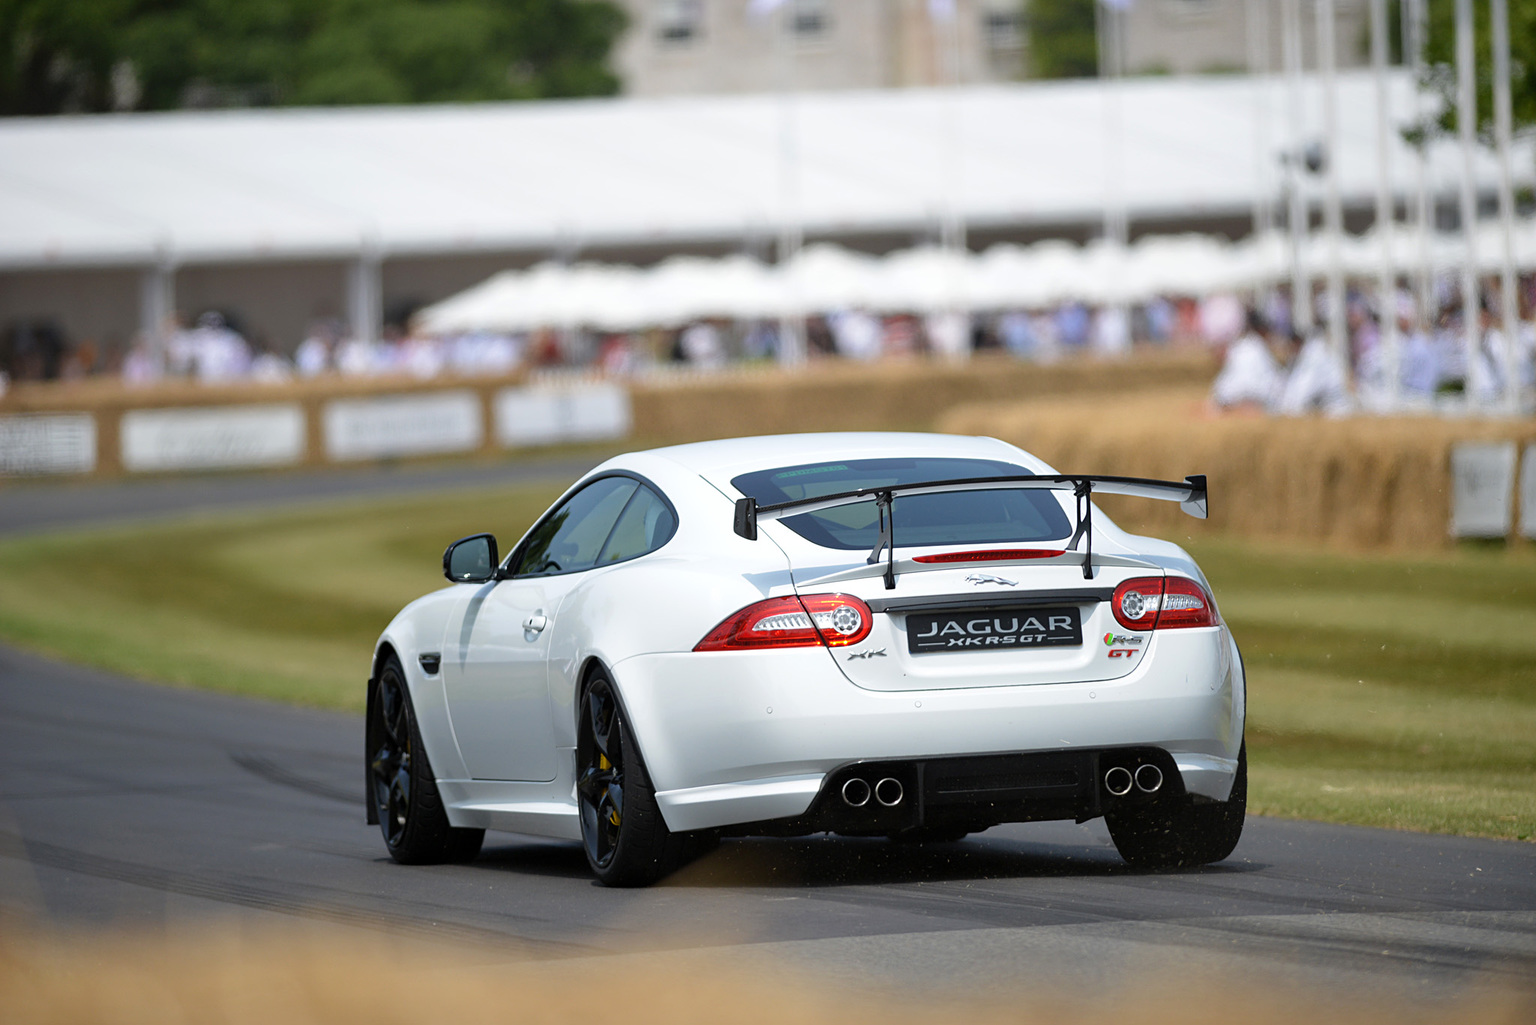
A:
576 676 625 870
574 667 716 886
367 654 483 864
371 665 414 849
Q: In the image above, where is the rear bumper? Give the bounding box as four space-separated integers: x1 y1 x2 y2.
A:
617 627 1244 833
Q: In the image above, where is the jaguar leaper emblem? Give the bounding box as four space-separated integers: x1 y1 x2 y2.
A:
966 572 1017 587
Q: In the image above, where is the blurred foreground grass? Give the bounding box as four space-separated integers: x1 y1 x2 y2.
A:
0 485 1531 840
3 925 1529 1025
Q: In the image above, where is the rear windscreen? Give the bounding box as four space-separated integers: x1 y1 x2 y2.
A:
731 457 1072 551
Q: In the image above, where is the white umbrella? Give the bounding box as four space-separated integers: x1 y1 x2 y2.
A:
782 244 883 313
868 245 972 312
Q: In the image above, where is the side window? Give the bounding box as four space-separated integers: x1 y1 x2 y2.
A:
597 485 677 565
513 478 637 577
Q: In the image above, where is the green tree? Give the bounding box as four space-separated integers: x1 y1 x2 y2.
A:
0 0 625 115
1028 0 1098 80
1408 0 1536 141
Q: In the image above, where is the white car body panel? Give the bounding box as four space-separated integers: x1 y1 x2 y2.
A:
371 432 1244 839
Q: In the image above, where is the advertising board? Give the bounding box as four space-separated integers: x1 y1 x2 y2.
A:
0 414 97 475
324 391 482 461
121 405 304 472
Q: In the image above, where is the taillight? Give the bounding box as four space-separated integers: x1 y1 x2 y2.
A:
1157 576 1218 629
912 548 1066 564
1111 577 1164 631
694 593 873 651
1110 576 1218 631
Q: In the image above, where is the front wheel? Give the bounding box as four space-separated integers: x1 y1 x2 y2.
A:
1105 743 1246 869
368 655 484 865
576 668 712 886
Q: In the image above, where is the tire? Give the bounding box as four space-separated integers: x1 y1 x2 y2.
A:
1105 743 1246 870
368 654 484 865
576 667 712 887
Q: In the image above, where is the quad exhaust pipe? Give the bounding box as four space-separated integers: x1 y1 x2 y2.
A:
1134 764 1163 793
1104 764 1164 796
1104 766 1133 796
842 778 871 807
841 776 905 808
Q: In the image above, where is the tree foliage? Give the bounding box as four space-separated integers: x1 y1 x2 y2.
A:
1028 0 1098 80
1415 0 1536 140
0 0 626 115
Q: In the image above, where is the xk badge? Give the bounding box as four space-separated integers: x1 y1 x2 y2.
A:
846 649 888 660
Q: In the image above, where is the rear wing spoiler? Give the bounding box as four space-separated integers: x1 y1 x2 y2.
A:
732 473 1208 588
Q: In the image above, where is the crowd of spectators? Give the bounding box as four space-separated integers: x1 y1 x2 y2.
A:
5 272 1533 421
1209 273 1536 415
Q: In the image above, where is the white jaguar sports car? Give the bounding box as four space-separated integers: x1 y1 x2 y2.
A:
367 433 1246 885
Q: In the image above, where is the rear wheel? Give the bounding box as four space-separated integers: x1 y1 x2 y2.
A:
576 667 712 886
369 655 484 865
1105 743 1246 869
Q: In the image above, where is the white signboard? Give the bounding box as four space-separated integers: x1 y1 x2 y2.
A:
495 383 632 448
324 391 482 461
0 413 97 475
121 405 304 472
1449 441 1517 538
1521 445 1536 540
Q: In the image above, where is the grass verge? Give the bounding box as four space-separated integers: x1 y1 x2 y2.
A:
0 482 565 710
1186 537 1536 841
0 488 1530 840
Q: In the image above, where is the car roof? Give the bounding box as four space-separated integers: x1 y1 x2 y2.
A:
641 432 1043 480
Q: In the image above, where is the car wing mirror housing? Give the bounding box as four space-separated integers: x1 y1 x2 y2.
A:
443 533 500 583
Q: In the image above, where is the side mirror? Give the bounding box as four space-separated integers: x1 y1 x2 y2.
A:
443 533 499 583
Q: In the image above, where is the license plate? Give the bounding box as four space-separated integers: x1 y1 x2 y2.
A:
906 606 1082 654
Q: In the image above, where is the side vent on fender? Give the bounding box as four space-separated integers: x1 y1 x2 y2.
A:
418 653 442 675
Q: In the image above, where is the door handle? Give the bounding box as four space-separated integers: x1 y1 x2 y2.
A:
523 614 548 633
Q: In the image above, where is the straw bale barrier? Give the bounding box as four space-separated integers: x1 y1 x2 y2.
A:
626 350 1216 443
938 388 1536 551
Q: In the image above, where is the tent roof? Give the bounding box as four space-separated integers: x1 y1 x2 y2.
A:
0 71 1528 271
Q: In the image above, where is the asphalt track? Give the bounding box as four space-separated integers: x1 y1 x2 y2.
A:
0 453 606 537
1 466 1534 998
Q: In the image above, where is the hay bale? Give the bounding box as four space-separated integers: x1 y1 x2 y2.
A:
629 351 1216 444
937 389 1536 551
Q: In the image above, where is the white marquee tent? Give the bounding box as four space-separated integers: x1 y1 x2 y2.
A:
417 221 1536 334
2 70 1531 272
3 69 1533 351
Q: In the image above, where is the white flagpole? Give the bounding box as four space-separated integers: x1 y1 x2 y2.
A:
1406 0 1432 332
1096 0 1130 349
1318 0 1347 381
1490 0 1519 413
1455 0 1480 402
937 0 968 357
1247 0 1272 244
766 0 804 366
1282 0 1311 334
1370 0 1399 406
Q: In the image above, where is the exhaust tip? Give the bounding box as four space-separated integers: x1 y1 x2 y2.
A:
1104 766 1134 797
874 777 904 807
842 778 871 807
1135 764 1164 793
